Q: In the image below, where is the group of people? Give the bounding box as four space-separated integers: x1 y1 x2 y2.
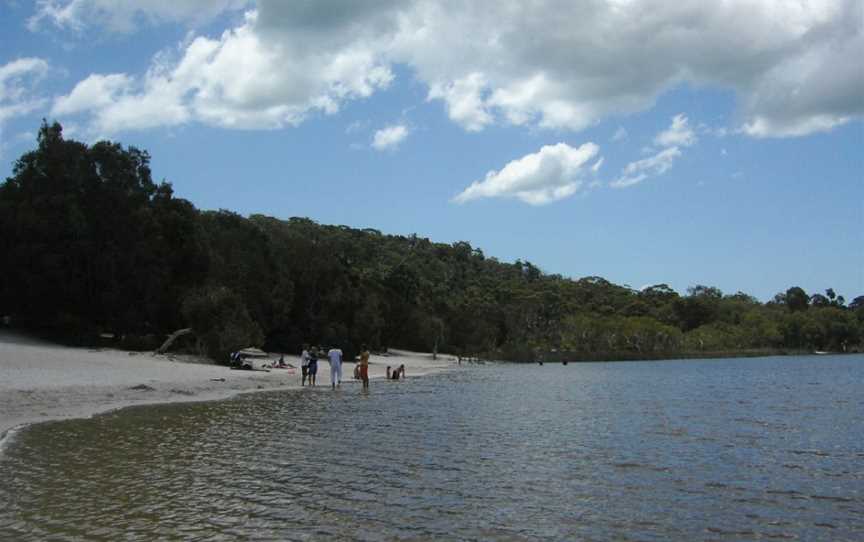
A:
300 344 373 389
296 345 408 389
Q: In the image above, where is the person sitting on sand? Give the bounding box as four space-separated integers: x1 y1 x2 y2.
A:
238 354 252 370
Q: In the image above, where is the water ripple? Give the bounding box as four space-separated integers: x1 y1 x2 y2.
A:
2 356 863 540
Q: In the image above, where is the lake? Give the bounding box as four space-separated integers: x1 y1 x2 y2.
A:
1 355 862 541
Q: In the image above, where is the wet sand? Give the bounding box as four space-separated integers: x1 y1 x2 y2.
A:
0 330 455 445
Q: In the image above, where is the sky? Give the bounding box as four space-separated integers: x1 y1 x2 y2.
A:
1 0 862 302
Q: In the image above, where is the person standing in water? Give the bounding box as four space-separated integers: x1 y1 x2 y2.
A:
308 346 319 386
327 346 343 389
300 344 311 386
358 345 370 389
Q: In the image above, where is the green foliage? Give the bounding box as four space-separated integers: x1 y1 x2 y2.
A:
0 121 204 335
180 286 263 362
2 122 862 360
785 286 809 312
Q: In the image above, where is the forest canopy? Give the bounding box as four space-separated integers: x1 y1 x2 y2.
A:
2 122 862 362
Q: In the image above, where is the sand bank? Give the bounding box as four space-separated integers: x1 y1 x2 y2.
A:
0 330 456 445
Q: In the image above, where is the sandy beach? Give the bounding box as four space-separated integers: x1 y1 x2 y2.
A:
0 330 456 445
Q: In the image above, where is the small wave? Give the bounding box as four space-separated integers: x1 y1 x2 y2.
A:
706 526 756 536
789 449 831 457
810 494 855 503
611 462 669 473
765 490 811 501
762 532 797 540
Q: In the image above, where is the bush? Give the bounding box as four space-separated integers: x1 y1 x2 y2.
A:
181 286 263 362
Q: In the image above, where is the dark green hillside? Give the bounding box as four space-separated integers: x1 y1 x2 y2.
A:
2 122 862 361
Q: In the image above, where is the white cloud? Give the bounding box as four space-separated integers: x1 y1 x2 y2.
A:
741 114 850 138
454 142 600 205
49 0 863 138
428 73 492 132
0 58 50 157
372 124 408 151
50 9 394 134
52 73 133 115
0 58 49 121
28 0 250 32
610 113 698 188
654 114 696 147
611 127 628 141
611 146 682 188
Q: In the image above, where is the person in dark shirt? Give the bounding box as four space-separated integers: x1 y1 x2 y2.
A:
308 347 319 386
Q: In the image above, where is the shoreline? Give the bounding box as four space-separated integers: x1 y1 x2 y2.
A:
0 331 457 452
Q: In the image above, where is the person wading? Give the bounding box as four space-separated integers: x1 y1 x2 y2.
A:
307 347 319 386
358 345 370 390
327 346 343 389
300 344 311 386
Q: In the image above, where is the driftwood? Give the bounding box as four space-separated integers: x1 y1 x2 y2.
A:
154 328 193 355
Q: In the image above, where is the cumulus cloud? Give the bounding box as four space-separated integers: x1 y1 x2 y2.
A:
372 124 409 151
0 58 49 121
454 142 600 205
28 0 250 32
654 114 696 148
50 9 394 134
428 73 493 132
48 0 863 138
52 73 133 115
0 58 49 156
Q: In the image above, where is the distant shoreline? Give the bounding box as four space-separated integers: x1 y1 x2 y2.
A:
492 348 861 364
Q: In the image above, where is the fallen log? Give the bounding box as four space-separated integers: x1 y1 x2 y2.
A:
154 328 193 355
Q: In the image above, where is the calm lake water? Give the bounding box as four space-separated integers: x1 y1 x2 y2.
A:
1 355 862 541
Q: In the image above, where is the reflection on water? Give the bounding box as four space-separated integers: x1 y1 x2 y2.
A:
1 355 862 540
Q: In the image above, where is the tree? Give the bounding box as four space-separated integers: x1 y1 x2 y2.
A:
810 293 830 307
181 286 263 362
0 121 186 337
785 287 809 312
673 285 722 332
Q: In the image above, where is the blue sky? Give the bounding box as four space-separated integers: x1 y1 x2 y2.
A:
1 0 862 302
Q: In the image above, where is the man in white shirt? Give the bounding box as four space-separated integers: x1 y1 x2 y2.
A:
327 347 343 389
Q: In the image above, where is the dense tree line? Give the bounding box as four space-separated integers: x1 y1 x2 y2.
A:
2 122 862 362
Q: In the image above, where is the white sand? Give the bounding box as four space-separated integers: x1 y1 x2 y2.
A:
0 330 456 445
